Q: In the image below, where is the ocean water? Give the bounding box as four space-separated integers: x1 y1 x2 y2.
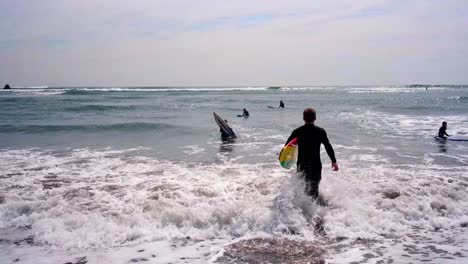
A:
0 86 467 263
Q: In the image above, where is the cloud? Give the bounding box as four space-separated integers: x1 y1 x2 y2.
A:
1 0 467 86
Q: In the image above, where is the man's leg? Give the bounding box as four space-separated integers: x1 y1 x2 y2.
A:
299 166 322 200
305 179 321 200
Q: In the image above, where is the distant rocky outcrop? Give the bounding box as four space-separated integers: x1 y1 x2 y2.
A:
3 84 11 90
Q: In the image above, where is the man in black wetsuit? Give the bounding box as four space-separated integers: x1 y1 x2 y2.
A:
438 121 449 139
279 100 285 108
242 108 249 117
285 107 338 199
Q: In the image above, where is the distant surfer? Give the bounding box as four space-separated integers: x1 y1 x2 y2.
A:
438 121 450 139
241 108 249 117
279 100 285 108
285 107 338 200
3 84 11 90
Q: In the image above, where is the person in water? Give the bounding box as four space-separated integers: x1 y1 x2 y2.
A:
279 100 285 108
438 121 450 139
242 108 249 117
3 84 11 90
285 107 338 200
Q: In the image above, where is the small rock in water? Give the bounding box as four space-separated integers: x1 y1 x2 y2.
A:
129 258 149 263
382 191 400 199
218 237 325 264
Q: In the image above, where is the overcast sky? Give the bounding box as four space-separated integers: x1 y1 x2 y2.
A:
1 0 467 86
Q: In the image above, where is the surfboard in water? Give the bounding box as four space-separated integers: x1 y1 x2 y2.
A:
279 138 298 169
213 112 236 138
434 135 468 142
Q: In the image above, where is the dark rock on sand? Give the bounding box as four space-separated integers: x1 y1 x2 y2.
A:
217 237 325 264
382 191 400 199
129 258 149 262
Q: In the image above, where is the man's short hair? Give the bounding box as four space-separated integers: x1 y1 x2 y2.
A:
303 107 316 123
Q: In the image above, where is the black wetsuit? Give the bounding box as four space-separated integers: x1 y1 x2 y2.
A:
279 101 285 108
243 110 249 117
438 126 448 138
286 124 336 199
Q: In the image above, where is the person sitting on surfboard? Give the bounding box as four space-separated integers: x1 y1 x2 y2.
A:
279 100 285 108
438 121 450 139
285 107 338 200
242 108 249 117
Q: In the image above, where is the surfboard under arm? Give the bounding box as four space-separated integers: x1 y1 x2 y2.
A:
213 112 237 138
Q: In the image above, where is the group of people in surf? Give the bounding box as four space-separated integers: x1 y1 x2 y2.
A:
237 100 284 118
222 104 455 203
223 103 339 202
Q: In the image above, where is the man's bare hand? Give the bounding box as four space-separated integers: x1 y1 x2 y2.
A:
332 163 339 171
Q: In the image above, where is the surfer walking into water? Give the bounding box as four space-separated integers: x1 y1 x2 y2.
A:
438 121 450 139
285 108 338 200
279 100 285 108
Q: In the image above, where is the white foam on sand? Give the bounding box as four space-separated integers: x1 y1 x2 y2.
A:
1 147 467 263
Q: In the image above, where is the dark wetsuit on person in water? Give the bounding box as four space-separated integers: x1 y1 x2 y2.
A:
286 123 337 199
438 122 449 139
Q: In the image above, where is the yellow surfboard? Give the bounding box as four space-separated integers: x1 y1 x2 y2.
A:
279 138 298 169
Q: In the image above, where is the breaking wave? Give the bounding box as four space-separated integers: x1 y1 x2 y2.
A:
0 122 178 133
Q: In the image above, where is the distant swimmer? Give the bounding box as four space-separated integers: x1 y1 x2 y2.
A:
438 121 450 139
285 107 338 200
3 84 11 90
279 100 285 108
